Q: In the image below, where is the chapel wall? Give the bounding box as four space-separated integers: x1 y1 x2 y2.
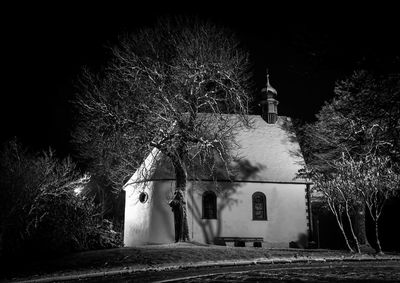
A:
189 182 308 248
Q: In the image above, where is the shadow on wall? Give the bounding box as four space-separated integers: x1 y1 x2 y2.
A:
278 117 306 167
187 159 264 244
151 182 176 242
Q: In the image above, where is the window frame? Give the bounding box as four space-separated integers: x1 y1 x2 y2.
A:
252 192 267 221
202 191 217 219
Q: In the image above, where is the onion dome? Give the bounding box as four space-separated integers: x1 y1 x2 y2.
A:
260 70 279 124
261 73 277 97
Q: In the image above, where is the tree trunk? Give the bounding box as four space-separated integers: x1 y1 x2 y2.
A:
354 203 372 249
344 202 361 253
374 220 383 254
335 214 354 253
169 158 190 243
331 207 354 253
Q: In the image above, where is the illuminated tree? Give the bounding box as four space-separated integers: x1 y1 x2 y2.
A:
301 70 400 249
73 18 253 242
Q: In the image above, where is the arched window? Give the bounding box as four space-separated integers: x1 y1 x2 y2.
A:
202 191 217 219
252 192 267 220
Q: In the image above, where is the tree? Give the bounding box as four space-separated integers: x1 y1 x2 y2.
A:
73 18 253 242
351 155 400 254
307 154 400 253
303 70 399 169
305 156 361 253
0 139 101 258
300 70 400 249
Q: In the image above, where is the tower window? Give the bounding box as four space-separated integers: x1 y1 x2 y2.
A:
252 192 267 220
202 191 217 219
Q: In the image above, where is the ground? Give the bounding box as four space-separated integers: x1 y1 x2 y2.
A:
2 242 399 282
155 262 400 282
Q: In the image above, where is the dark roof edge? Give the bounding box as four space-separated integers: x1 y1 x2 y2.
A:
126 178 311 185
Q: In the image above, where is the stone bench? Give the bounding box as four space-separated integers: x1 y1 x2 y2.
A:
214 237 264 247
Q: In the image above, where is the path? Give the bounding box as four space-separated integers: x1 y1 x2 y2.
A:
79 261 400 282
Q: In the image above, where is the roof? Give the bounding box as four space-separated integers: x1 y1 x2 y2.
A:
225 115 306 183
125 114 309 187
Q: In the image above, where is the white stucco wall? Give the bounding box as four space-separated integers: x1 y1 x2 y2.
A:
124 180 308 247
124 180 175 245
124 181 152 245
188 181 308 247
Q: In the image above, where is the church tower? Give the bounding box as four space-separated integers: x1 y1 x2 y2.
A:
260 71 279 124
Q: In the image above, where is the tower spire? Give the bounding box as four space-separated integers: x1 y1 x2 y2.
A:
260 69 279 124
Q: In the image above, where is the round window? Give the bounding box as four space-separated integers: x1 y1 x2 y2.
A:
139 192 148 203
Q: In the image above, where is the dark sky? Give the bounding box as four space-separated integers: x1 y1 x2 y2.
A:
2 3 399 157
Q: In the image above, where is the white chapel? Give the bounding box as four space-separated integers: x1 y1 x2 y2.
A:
123 75 312 248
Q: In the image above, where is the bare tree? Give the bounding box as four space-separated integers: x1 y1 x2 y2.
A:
73 18 253 242
0 139 99 257
304 149 400 254
351 155 400 254
308 158 361 253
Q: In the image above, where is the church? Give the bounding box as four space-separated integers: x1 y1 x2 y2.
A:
123 75 312 248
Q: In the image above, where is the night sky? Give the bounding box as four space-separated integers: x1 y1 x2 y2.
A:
2 3 399 157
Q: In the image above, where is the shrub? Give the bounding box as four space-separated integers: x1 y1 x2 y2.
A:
0 139 120 259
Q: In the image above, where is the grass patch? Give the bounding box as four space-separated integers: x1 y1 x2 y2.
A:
1 242 391 280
